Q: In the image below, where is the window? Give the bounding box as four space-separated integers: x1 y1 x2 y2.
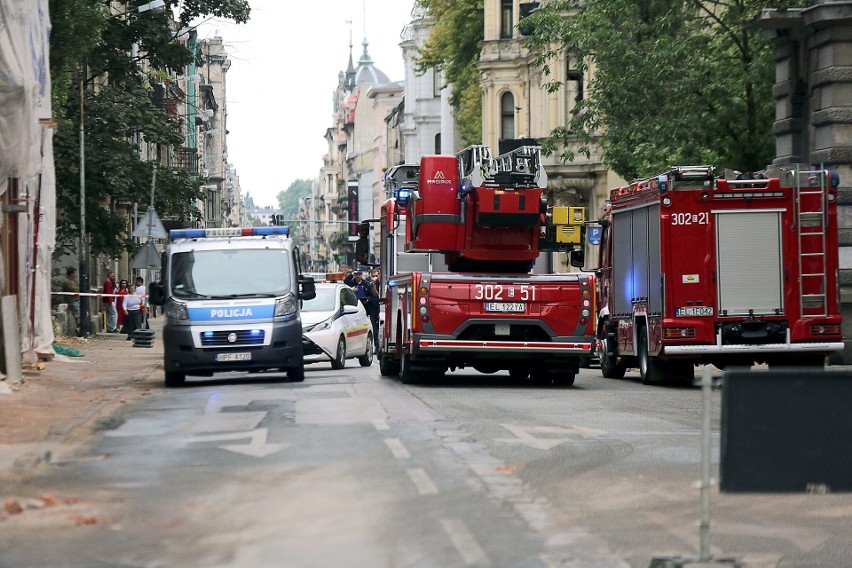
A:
501 92 515 140
500 0 513 38
435 133 441 154
433 68 442 98
567 65 584 114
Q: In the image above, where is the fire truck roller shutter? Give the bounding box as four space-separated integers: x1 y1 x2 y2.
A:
612 210 633 315
413 155 462 251
716 211 783 316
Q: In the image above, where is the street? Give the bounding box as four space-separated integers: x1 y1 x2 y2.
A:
1 358 851 568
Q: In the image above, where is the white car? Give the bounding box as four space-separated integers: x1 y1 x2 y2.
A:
301 283 374 369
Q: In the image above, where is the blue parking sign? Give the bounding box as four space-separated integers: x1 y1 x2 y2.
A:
588 226 602 246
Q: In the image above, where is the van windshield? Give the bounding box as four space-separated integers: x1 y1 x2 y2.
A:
170 249 292 298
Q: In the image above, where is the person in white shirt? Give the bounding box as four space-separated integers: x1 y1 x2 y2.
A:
134 276 148 329
121 284 143 339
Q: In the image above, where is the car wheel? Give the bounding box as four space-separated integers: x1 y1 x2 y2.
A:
164 371 186 388
598 322 627 380
358 333 374 367
331 336 346 370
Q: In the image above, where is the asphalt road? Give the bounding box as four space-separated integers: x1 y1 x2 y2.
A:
0 363 849 568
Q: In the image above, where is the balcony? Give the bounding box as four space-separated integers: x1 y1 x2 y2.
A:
173 147 199 175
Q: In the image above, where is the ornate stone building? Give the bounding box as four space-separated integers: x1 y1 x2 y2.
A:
756 1 852 361
478 0 624 270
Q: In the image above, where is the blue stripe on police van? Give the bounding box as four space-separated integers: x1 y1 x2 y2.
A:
188 303 275 322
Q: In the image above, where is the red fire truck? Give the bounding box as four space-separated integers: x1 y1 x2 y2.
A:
594 165 843 384
374 145 595 386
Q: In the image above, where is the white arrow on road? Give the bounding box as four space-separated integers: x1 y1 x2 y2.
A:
496 423 608 450
188 428 286 457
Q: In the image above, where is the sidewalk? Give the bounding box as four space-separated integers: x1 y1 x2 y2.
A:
0 316 165 476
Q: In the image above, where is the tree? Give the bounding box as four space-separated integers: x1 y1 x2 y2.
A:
276 178 312 247
49 0 250 259
415 0 483 145
523 0 805 180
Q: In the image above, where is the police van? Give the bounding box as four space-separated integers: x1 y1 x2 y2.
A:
147 227 316 387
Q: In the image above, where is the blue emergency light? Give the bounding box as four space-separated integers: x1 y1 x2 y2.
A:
169 226 290 239
395 188 412 205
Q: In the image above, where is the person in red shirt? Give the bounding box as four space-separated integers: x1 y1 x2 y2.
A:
115 279 129 329
102 271 118 333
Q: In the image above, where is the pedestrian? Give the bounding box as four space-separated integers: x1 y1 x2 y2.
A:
368 269 381 347
134 276 148 329
121 283 143 339
116 279 129 329
102 271 118 333
342 266 356 287
61 267 81 334
350 270 373 313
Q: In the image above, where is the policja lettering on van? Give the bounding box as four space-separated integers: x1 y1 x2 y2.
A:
211 307 253 318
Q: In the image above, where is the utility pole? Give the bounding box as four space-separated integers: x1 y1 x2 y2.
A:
78 60 89 337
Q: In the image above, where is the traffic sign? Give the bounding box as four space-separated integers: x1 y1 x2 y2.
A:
132 206 168 239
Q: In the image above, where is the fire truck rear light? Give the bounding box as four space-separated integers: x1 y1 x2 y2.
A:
419 287 428 296
419 306 428 316
664 327 696 339
582 289 590 299
419 297 427 305
581 309 590 318
662 196 672 206
811 324 840 335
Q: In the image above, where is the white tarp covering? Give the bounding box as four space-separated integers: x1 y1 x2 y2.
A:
0 0 55 368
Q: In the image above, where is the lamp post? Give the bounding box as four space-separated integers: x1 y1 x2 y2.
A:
78 0 167 337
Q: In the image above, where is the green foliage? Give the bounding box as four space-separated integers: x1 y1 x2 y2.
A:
277 179 313 247
524 0 806 180
49 0 250 259
415 0 483 144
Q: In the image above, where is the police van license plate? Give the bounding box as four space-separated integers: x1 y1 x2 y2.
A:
216 352 251 362
485 302 524 313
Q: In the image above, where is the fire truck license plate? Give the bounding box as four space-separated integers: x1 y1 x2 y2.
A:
485 302 525 313
675 306 714 317
216 352 252 362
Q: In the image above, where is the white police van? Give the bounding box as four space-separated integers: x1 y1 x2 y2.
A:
147 227 316 387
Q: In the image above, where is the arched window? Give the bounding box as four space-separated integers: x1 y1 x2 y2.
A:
435 133 442 154
501 92 515 140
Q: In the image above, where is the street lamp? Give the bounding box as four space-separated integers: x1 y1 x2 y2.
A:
78 0 167 337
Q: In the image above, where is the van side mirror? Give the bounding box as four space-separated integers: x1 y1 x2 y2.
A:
148 282 165 305
299 275 316 301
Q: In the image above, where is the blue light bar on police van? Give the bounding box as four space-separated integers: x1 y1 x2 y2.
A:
170 226 290 239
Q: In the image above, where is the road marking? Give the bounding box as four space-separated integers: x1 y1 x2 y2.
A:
203 390 296 414
372 419 389 430
406 468 438 495
440 518 491 566
188 428 286 458
496 423 608 450
189 411 267 434
384 437 411 459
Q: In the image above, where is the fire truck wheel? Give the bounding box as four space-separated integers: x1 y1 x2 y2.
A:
638 327 666 385
164 371 186 388
598 321 627 379
379 353 400 376
331 337 346 370
400 350 417 384
552 371 576 387
509 368 529 381
359 334 374 367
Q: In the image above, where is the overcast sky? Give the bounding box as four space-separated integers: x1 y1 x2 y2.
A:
195 1 416 208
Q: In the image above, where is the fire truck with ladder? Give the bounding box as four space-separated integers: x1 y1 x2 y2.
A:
372 144 595 385
593 164 843 384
